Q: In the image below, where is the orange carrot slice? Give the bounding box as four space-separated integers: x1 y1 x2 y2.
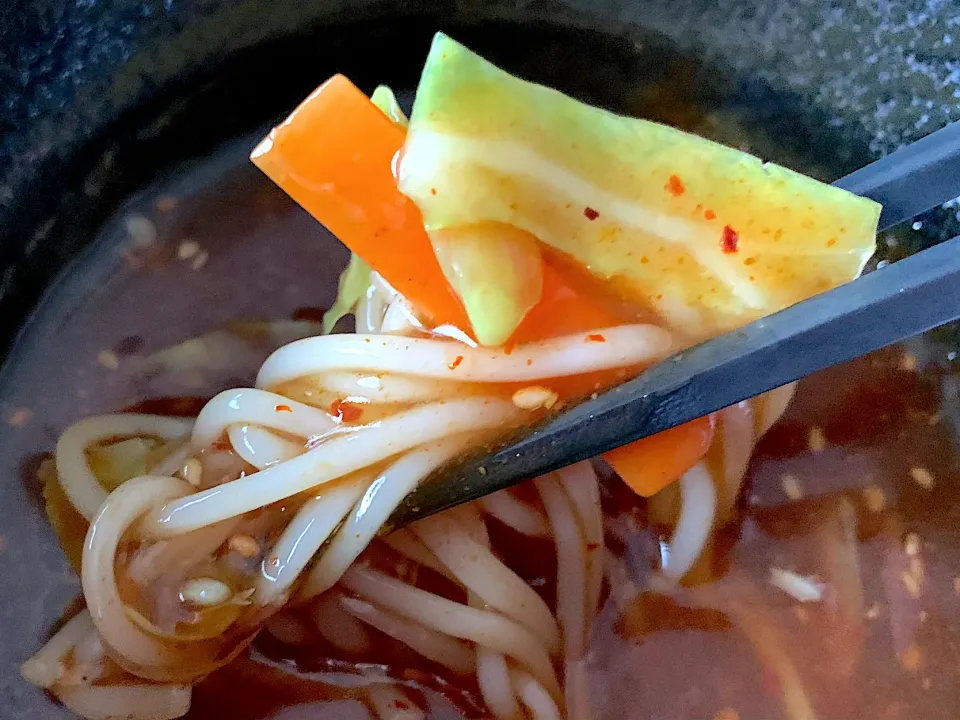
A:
251 75 470 332
251 74 713 496
604 414 716 497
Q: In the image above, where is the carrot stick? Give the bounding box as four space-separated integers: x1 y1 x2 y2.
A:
252 74 712 497
604 415 716 496
251 75 470 331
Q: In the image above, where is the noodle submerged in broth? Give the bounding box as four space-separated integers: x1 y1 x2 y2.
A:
21 31 960 720
23 260 793 719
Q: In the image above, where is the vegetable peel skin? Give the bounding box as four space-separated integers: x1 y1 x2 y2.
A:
400 33 881 341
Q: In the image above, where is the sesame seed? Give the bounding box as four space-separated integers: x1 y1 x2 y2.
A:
176 240 200 260
807 426 827 452
781 475 803 501
910 467 935 490
865 603 881 619
180 578 232 606
905 533 921 557
191 250 210 271
899 353 918 372
178 458 203 487
511 386 559 410
97 350 119 370
228 534 260 559
125 214 157 248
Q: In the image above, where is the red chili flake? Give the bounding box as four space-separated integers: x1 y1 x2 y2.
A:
526 358 533 366
430 188 437 196
704 209 716 220
585 333 606 343
329 399 363 423
274 404 292 413
586 542 600 552
665 174 685 196
448 355 464 370
583 206 600 221
393 700 411 710
212 438 232 451
720 225 739 254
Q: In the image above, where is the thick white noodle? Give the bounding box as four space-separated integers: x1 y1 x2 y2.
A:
381 529 453 579
312 593 371 654
380 532 436 567
380 297 422 335
343 566 560 700
22 611 97 688
148 398 523 536
150 440 193 478
57 415 193 520
256 472 374 604
265 614 313 645
356 284 388 334
370 270 400 301
476 648 520 720
412 514 561 653
257 326 673 388
754 382 797 436
458 514 523 720
300 436 475 599
339 596 475 674
57 684 191 720
81 475 231 680
227 424 303 470
713 402 755 517
511 670 562 720
192 388 336 448
662 462 717 580
564 661 593 720
535 475 586 661
479 489 550 537
125 519 238 588
319 372 469 404
556 463 604 620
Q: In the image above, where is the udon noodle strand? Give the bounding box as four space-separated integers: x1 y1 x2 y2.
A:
25 259 795 720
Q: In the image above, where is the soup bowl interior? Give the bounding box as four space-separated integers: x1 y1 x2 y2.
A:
2 4 960 719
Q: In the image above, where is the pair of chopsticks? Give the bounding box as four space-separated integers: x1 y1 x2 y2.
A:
389 120 960 528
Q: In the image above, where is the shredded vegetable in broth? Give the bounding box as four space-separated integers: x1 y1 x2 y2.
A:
19 31 960 720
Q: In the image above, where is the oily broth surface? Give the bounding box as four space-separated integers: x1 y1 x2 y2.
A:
2 125 960 720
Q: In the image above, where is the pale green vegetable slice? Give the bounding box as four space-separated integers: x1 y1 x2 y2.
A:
322 252 372 334
371 85 408 128
400 33 880 342
87 437 159 491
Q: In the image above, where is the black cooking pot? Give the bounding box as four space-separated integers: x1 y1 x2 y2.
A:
2 1 960 717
